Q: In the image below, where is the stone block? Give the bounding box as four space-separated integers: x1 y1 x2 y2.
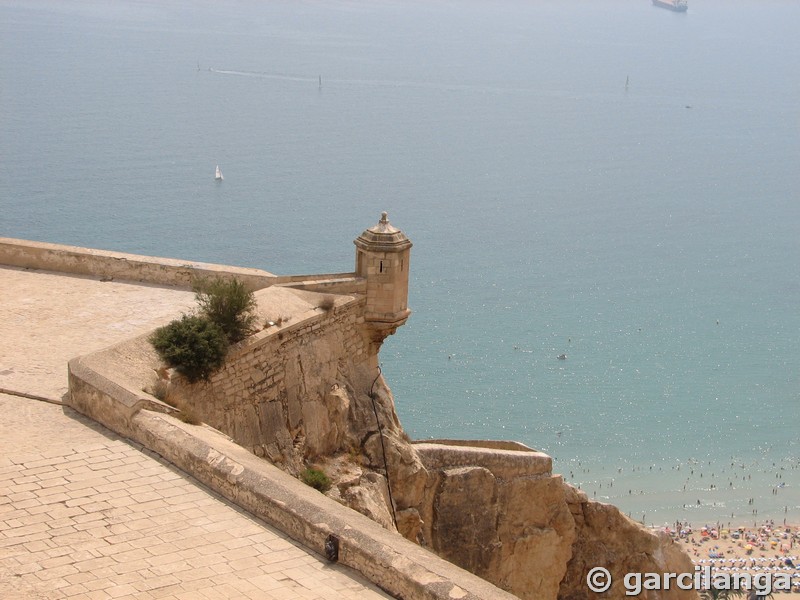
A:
432 466 498 576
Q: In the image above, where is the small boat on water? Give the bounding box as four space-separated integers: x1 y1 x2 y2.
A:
215 165 223 181
652 0 687 12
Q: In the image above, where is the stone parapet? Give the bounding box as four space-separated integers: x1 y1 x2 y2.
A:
414 442 552 481
274 274 366 295
132 409 521 600
416 439 540 452
0 237 277 289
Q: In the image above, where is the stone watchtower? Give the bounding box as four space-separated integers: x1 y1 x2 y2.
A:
354 212 412 344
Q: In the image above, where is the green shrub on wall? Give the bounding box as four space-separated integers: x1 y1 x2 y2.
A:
300 468 332 493
193 277 258 343
150 315 228 382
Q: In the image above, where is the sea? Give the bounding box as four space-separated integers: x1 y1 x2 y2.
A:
2 0 798 528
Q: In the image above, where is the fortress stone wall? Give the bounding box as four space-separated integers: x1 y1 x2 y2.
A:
3 218 698 600
170 289 379 466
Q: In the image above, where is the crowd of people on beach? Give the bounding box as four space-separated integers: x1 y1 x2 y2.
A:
658 520 800 594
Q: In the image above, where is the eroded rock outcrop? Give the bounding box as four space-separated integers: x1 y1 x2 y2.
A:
408 440 696 600
410 442 576 600
560 484 697 600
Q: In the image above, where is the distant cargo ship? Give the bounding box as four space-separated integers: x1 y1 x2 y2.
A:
652 0 688 11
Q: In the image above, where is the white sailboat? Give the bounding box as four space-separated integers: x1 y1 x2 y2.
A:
215 165 223 181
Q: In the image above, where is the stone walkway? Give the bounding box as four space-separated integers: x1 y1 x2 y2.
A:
0 266 196 401
0 267 392 599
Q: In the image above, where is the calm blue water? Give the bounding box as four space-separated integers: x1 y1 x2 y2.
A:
2 0 798 526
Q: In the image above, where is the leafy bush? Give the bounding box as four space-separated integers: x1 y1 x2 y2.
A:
193 277 258 343
300 468 332 493
150 315 228 382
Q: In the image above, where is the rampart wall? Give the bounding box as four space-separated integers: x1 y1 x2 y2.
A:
0 236 358 292
173 289 378 467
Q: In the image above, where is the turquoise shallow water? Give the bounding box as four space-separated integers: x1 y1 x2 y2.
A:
2 0 798 526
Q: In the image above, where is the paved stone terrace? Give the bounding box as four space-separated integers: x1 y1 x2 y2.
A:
0 266 196 401
0 266 392 599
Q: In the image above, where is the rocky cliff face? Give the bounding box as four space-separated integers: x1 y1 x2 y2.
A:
560 484 697 600
160 287 697 600
420 463 576 599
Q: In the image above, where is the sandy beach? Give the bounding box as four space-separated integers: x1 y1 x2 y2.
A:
660 520 800 596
